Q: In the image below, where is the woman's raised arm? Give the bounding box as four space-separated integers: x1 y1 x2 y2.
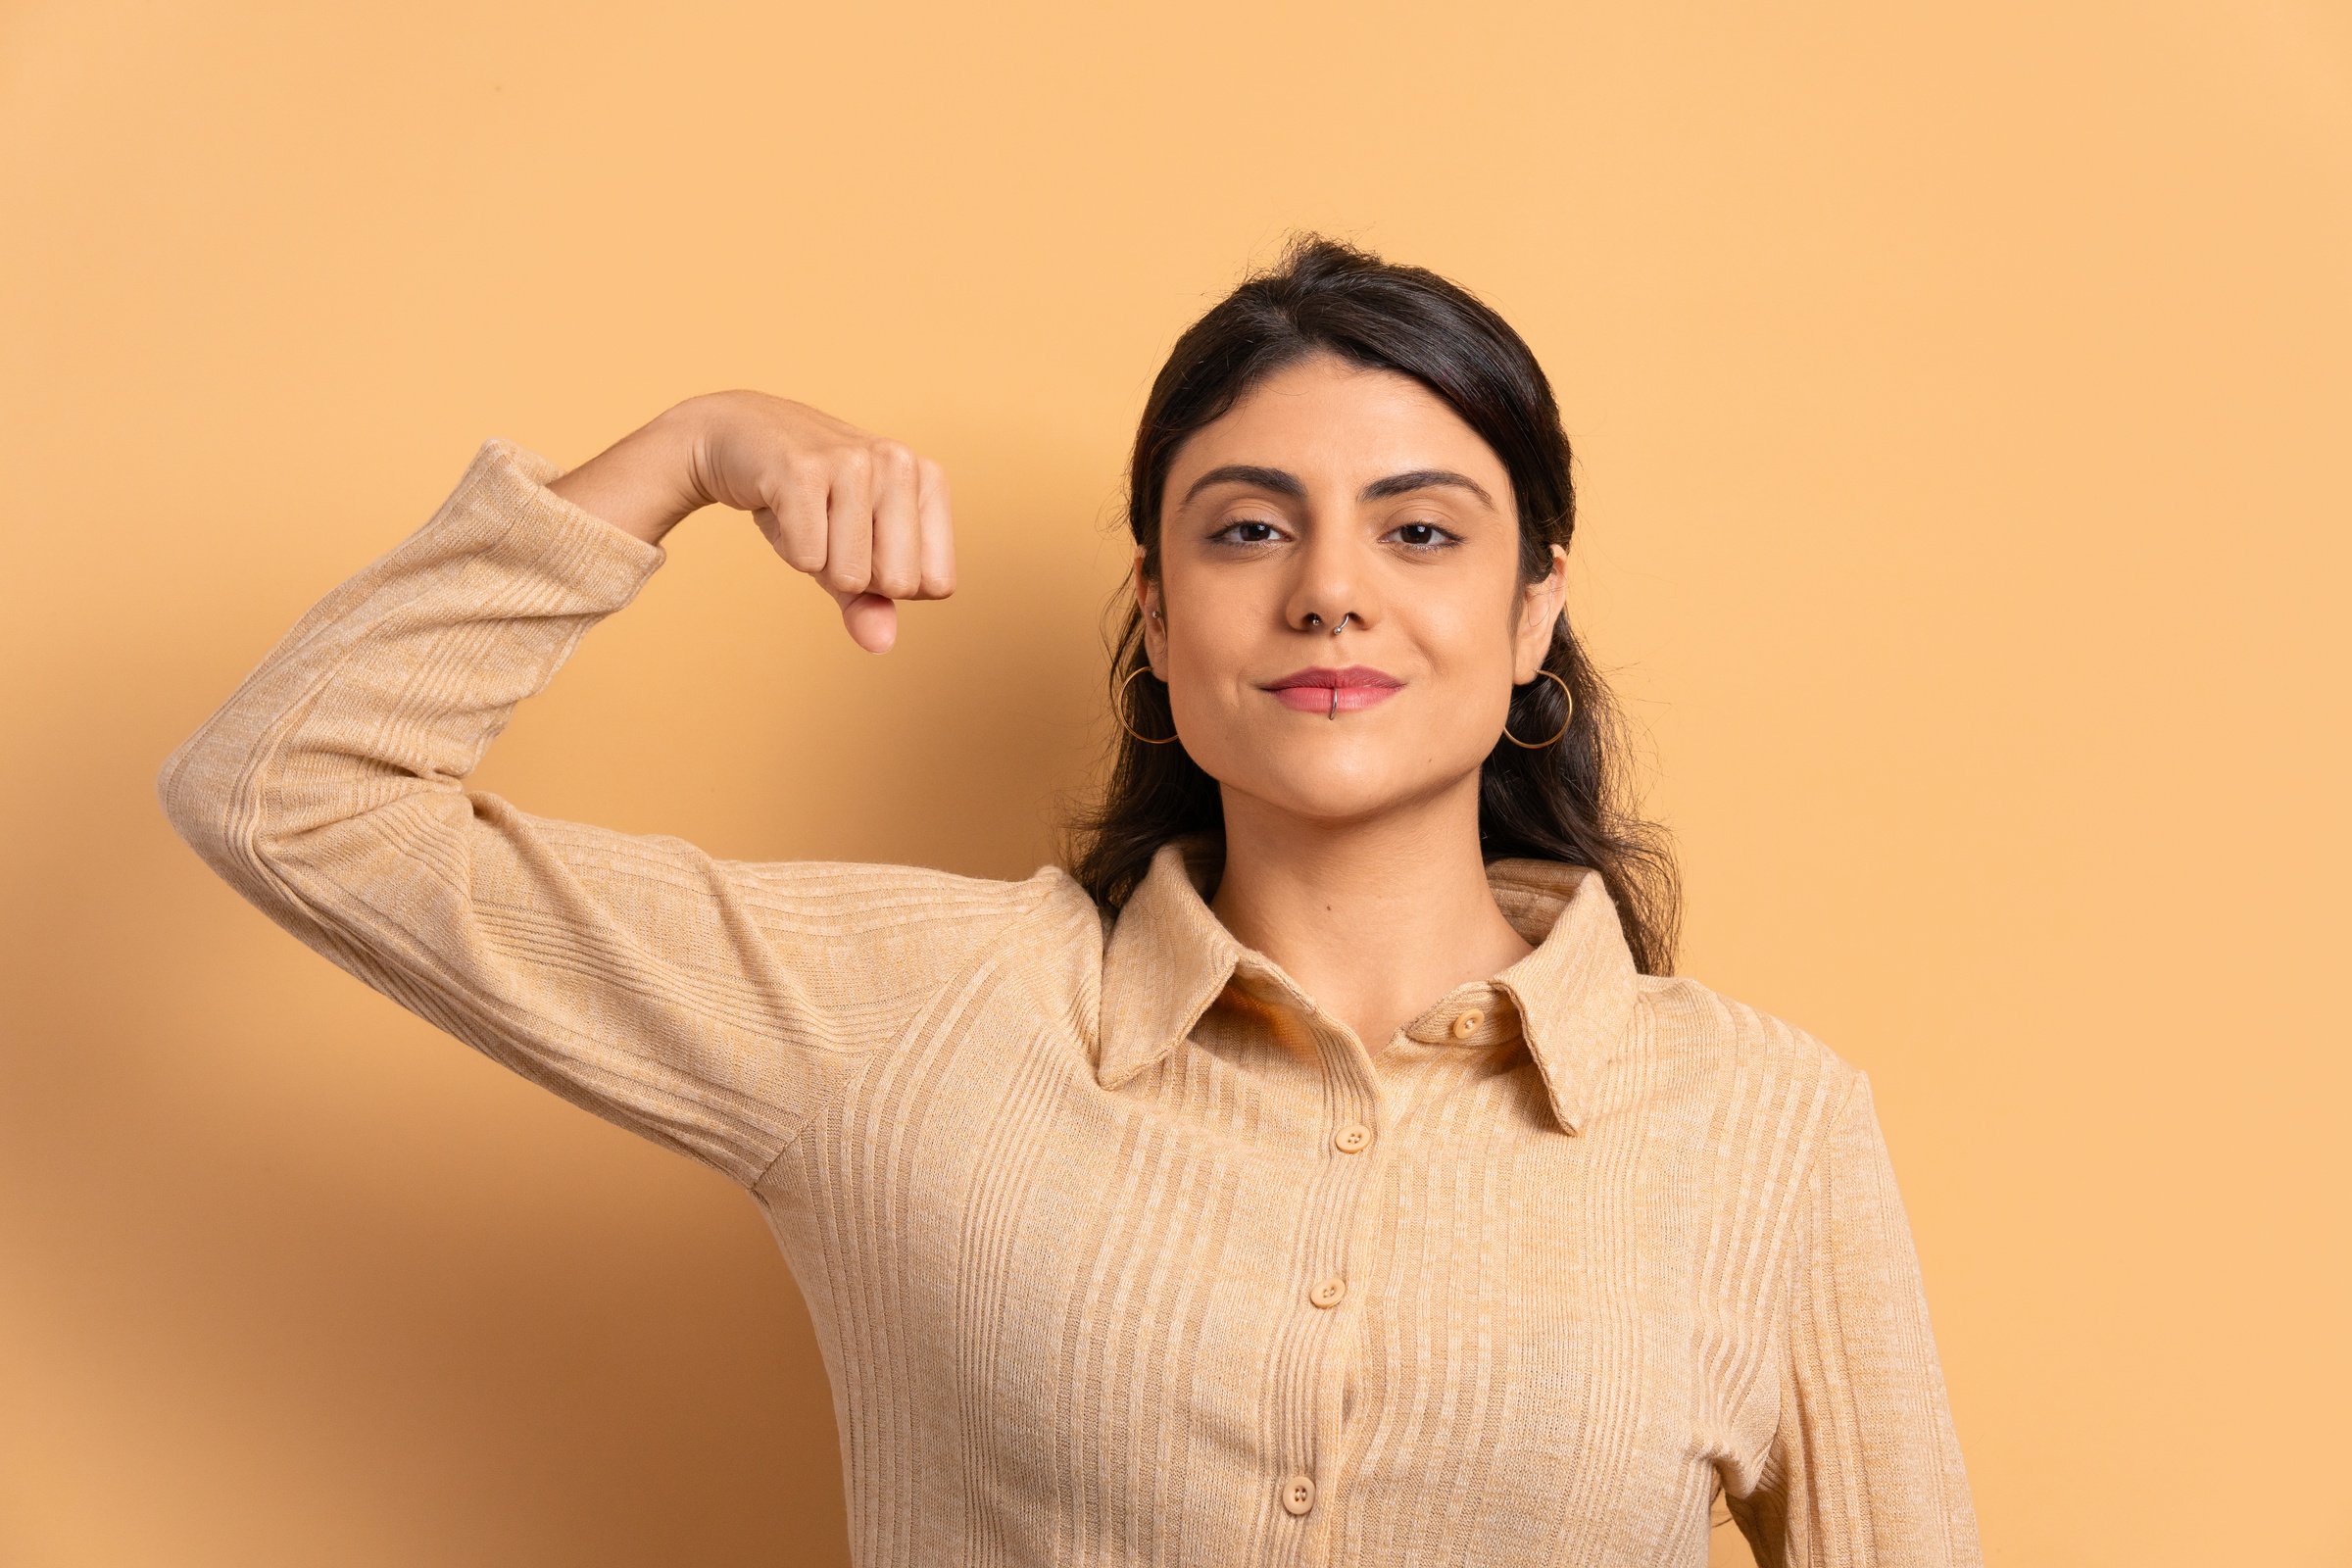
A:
155 396 1054 1190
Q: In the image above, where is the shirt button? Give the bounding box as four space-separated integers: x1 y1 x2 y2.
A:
1334 1122 1372 1153
1282 1473 1316 1515
1451 1007 1485 1039
1309 1275 1347 1308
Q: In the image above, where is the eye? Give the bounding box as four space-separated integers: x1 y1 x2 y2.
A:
1389 519 1461 552
1210 516 1287 546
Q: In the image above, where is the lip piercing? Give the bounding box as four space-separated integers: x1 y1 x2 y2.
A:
1312 612 1354 717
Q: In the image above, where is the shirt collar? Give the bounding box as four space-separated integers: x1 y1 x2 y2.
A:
1097 830 1640 1136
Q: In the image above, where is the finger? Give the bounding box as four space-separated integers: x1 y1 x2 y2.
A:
866 442 922 601
915 456 956 598
823 448 873 597
767 453 830 573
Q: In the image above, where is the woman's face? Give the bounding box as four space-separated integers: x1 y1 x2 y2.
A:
1137 349 1566 830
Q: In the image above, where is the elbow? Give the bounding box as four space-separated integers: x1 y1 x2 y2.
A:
155 722 436 979
159 718 454 906
158 726 229 856
154 722 338 895
155 672 472 957
155 724 272 886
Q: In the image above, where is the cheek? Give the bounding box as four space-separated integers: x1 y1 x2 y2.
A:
1421 614 1525 737
1159 579 1253 692
1164 624 1252 720
1421 601 1517 681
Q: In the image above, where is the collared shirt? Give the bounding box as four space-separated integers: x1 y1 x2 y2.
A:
158 436 1984 1567
1099 827 1635 1140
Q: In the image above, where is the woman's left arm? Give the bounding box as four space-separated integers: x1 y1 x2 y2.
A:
1725 1069 1985 1566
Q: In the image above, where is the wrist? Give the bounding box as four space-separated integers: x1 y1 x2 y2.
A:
548 407 707 547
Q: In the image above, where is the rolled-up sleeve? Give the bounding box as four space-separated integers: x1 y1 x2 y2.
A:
156 436 1054 1190
1726 1069 1985 1565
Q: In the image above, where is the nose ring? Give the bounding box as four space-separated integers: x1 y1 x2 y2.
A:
1304 612 1352 636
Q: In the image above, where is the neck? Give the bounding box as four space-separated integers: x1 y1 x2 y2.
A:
1206 781 1536 1055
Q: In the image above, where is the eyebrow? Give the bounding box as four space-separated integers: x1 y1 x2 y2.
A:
1177 464 1496 512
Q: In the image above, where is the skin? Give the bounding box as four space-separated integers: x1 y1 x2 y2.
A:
547 357 1566 1055
1135 350 1567 1054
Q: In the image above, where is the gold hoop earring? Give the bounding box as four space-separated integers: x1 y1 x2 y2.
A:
1116 665 1180 745
1501 669 1574 749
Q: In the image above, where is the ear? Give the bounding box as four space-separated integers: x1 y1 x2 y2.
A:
1515 546 1567 681
1133 546 1164 672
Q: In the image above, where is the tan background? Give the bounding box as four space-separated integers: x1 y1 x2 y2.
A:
4 1 2346 1563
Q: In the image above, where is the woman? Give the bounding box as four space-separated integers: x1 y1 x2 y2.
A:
159 234 1982 1565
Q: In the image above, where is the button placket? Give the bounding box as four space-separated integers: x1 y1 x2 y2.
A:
1270 1083 1373 1536
1313 1108 1368 1328
1268 1015 1384 1537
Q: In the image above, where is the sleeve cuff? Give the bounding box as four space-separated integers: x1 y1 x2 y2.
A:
440 436 670 611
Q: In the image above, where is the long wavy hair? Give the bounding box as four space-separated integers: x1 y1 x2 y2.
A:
1054 232 1682 977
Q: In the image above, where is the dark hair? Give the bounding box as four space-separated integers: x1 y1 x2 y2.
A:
1053 232 1682 977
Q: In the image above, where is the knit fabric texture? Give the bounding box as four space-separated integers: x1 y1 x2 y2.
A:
158 437 1984 1566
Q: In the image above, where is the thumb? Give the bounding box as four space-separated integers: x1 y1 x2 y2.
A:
828 586 899 654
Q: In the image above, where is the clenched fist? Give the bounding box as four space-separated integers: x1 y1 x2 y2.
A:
548 389 957 655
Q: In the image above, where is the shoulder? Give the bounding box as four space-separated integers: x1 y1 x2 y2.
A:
1638 971 1859 1079
1630 970 1868 1158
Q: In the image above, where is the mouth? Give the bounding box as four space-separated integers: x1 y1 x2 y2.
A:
1260 664 1404 714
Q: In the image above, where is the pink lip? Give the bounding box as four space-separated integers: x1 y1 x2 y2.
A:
1262 664 1403 713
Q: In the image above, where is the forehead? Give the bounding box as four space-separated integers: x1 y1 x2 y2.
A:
1167 353 1502 491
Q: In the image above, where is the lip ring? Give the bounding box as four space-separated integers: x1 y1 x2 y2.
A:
1263 669 1405 718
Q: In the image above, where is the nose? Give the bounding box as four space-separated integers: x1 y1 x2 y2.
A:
1283 524 1376 636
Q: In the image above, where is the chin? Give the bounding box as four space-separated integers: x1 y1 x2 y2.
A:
1227 762 1423 825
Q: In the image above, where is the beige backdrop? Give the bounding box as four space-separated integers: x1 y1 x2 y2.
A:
5 2 2347 1563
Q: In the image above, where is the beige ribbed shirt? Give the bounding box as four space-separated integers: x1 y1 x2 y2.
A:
157 436 1983 1567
